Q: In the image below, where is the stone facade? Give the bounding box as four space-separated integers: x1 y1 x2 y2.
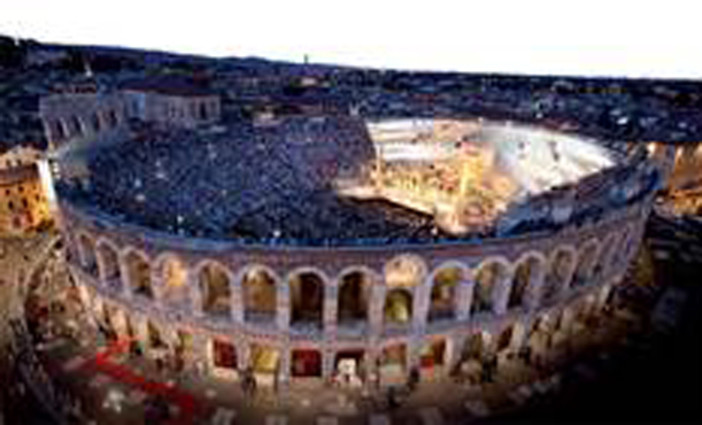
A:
59 193 650 387
0 146 51 235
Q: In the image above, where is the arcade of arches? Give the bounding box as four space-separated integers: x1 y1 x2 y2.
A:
68 226 637 386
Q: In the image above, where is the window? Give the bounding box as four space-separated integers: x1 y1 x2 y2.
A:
8 201 14 211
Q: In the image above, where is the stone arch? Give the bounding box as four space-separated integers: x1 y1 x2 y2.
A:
198 261 232 318
471 257 511 314
384 254 427 288
428 262 468 321
77 232 97 275
384 287 413 325
509 252 546 309
96 238 121 291
542 246 576 303
288 268 326 329
240 265 278 323
573 240 600 287
337 267 375 328
155 253 189 307
124 249 152 299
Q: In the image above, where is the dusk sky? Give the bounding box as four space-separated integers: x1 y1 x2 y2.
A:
1 0 699 79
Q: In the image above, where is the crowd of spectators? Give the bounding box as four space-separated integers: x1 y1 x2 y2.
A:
59 116 457 244
55 112 658 246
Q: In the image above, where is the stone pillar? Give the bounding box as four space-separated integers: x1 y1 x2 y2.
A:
558 307 575 335
557 260 577 299
95 249 106 288
456 279 474 321
526 268 547 311
231 278 244 324
449 334 467 372
276 283 290 332
118 256 133 300
110 307 129 339
191 332 210 376
412 283 430 334
278 343 291 389
322 348 335 380
596 283 613 311
189 270 204 318
408 336 422 371
150 266 165 311
369 284 387 337
509 321 528 352
323 283 338 339
493 272 514 316
238 340 251 371
131 313 150 352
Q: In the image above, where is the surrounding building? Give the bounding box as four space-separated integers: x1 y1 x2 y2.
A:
0 145 51 235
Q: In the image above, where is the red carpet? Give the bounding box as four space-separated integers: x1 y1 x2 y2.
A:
85 339 207 425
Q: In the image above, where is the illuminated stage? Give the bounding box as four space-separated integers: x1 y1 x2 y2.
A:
338 119 617 234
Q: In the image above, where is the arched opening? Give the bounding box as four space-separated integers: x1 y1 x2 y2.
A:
71 116 83 137
101 304 117 340
91 112 101 132
496 325 514 353
334 350 365 387
573 242 599 287
385 255 426 289
509 256 543 309
159 256 188 307
337 270 371 328
212 339 237 370
428 266 463 321
472 261 508 314
242 267 277 323
125 251 152 298
251 344 280 381
419 338 447 379
52 120 65 141
289 271 324 329
379 344 407 385
78 234 97 275
174 330 192 371
147 321 165 349
527 316 551 360
542 248 575 303
291 349 322 378
199 102 208 120
199 263 231 318
97 242 121 291
384 288 413 326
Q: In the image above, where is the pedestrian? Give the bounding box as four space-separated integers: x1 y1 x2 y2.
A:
408 366 420 392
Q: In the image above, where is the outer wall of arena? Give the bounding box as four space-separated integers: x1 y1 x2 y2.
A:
60 195 650 387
